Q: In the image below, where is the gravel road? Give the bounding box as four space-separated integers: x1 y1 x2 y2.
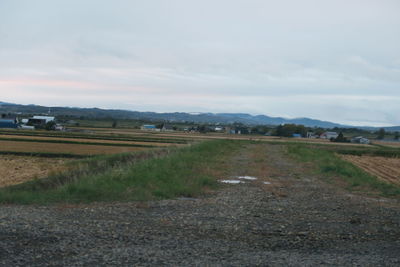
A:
1 144 399 266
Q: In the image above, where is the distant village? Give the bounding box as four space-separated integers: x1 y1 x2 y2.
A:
1 110 397 144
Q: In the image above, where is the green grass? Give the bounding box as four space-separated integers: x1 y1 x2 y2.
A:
0 140 240 204
287 144 400 197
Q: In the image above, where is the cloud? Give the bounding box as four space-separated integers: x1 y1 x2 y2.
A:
0 0 399 126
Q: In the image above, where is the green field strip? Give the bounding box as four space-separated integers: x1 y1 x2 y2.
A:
0 151 89 158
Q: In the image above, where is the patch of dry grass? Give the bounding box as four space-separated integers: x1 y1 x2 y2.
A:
0 155 70 188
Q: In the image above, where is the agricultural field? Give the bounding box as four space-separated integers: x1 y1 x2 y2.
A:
341 155 400 186
0 129 189 189
0 140 147 155
0 134 180 147
373 140 400 148
0 155 71 188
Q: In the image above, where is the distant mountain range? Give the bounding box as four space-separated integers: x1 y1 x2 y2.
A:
1 101 399 131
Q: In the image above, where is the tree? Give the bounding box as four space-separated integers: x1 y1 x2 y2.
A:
377 128 385 140
394 131 399 140
275 124 307 137
112 121 117 128
45 121 56 131
334 132 347 142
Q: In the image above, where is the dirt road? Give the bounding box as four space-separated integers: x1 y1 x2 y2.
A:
0 144 399 266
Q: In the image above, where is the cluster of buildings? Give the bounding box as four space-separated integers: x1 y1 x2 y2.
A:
306 131 339 139
306 131 370 144
0 115 64 130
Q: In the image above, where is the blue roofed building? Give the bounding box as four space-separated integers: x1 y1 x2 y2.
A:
0 119 18 128
140 124 159 131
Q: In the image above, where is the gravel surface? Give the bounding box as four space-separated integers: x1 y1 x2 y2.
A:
1 144 399 266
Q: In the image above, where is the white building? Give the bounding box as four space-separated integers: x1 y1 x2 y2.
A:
351 136 370 144
32 116 55 123
320 131 338 140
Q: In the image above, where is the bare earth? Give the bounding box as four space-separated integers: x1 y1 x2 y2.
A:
342 155 400 186
0 144 399 266
0 155 69 188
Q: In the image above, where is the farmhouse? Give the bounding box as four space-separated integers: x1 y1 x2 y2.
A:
306 132 318 138
229 126 250 134
320 131 338 140
351 136 370 144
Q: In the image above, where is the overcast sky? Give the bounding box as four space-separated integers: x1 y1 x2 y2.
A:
0 0 399 126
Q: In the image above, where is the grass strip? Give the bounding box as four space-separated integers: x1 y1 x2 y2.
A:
287 144 400 197
0 140 240 204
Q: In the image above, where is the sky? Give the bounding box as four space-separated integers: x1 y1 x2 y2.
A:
0 0 399 126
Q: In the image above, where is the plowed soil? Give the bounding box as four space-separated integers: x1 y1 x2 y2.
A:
342 155 400 186
0 140 145 155
0 155 69 188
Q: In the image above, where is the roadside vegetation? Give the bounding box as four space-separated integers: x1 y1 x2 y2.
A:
0 140 241 204
287 144 400 197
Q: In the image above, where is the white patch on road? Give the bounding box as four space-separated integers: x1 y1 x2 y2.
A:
236 176 257 180
220 180 245 184
263 181 271 185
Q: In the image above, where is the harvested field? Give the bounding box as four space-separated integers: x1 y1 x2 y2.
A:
373 140 400 148
342 155 400 186
0 140 146 155
0 134 178 147
0 155 69 188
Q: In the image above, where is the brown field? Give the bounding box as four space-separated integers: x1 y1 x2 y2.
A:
0 155 70 188
0 134 178 147
0 140 146 155
372 140 400 148
342 155 400 186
